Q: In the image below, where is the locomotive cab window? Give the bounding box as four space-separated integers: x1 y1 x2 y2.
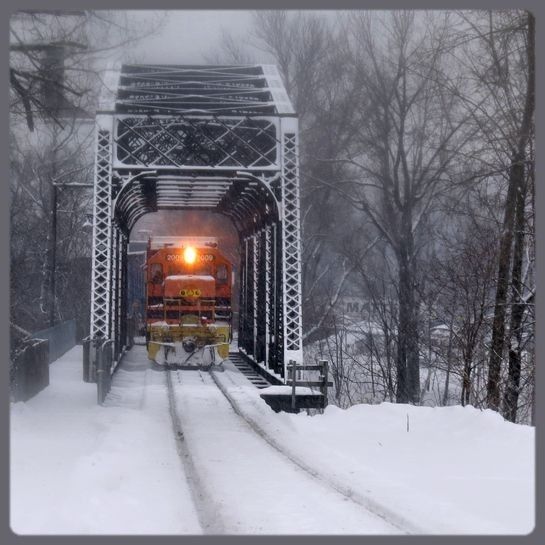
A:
168 263 212 276
194 263 212 276
150 263 163 284
216 264 228 284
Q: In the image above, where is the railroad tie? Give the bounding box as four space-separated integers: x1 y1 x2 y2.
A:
228 353 272 389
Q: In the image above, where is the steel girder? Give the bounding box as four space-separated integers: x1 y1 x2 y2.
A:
113 64 294 116
279 123 303 365
89 115 129 374
88 65 304 391
90 118 114 340
114 115 280 170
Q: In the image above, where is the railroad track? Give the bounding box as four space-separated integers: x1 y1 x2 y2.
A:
165 364 418 534
165 369 225 534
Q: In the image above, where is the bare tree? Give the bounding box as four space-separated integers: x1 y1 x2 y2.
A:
9 10 165 340
328 12 479 403
10 121 93 333
428 219 498 406
503 146 534 421
10 10 165 130
211 11 360 344
446 11 535 414
211 10 535 416
484 12 535 416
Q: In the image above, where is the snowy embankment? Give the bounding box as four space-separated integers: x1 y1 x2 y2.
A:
10 346 201 535
169 369 401 534
212 364 535 535
10 345 534 535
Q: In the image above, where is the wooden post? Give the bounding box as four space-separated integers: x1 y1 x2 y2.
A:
320 359 329 409
290 359 296 411
97 339 114 405
96 341 104 404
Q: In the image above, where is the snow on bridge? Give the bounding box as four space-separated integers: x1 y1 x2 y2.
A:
87 64 308 405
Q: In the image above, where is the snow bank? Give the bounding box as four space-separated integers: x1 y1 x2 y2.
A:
10 347 534 535
213 365 535 535
289 402 535 534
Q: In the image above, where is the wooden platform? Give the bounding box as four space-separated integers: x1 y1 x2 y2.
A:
230 350 329 413
258 392 327 413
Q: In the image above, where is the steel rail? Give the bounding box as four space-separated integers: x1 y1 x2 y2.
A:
208 367 422 535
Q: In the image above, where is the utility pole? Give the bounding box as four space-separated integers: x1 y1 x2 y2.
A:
42 129 59 328
47 182 58 327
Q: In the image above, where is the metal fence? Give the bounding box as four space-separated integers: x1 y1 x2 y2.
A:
10 338 49 402
83 316 135 403
31 319 76 364
127 250 146 317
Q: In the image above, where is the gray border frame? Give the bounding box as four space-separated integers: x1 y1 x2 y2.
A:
4 1 542 544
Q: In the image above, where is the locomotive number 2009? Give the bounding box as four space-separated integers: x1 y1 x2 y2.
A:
180 288 201 297
166 253 215 262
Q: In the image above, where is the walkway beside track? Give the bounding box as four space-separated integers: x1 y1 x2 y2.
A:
11 345 201 535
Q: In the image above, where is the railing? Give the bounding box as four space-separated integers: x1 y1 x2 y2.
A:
287 359 331 411
82 337 117 404
97 339 115 405
10 319 77 402
82 337 97 383
83 314 137 403
10 338 49 402
31 319 76 364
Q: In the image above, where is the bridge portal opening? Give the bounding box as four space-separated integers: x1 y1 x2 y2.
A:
127 209 240 333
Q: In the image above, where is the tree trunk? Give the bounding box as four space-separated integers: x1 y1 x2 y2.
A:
384 327 395 402
47 183 58 327
442 325 454 406
530 350 535 426
487 12 535 411
41 139 59 328
396 229 420 404
486 157 522 410
461 360 471 406
502 172 527 422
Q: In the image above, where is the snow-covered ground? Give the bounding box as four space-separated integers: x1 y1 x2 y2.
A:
214 365 535 534
10 345 535 535
10 346 201 534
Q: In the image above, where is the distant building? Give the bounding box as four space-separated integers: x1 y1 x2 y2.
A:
334 296 370 320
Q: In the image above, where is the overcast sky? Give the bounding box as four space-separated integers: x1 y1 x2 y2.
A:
117 10 260 242
124 10 254 65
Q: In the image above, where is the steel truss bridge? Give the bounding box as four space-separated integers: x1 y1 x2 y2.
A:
84 64 311 403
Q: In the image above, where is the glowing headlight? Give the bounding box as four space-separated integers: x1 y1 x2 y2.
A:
183 246 197 264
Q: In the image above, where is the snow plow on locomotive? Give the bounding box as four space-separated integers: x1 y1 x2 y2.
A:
145 237 233 369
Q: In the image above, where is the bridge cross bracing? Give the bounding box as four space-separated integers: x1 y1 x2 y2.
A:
86 64 304 398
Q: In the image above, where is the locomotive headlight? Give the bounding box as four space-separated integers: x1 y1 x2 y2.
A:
183 246 197 265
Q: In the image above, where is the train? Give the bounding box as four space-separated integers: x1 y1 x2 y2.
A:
144 236 233 368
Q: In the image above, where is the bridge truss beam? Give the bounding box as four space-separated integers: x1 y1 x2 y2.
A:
86 65 304 400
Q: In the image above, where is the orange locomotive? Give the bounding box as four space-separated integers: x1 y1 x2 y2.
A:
145 236 233 367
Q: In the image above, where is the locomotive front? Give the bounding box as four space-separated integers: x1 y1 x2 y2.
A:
145 237 232 368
